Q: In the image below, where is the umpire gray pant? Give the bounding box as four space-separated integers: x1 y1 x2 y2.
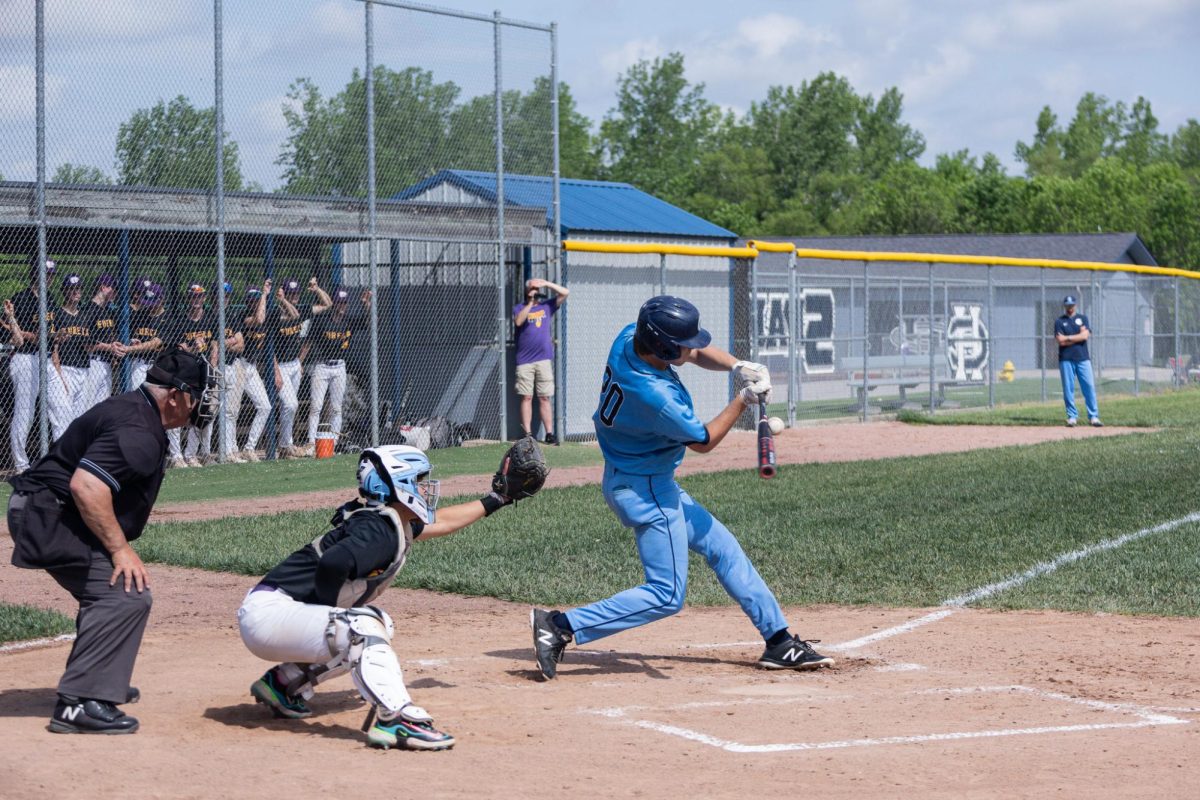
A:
47 548 153 704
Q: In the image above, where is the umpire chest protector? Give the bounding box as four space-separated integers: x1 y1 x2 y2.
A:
313 504 413 608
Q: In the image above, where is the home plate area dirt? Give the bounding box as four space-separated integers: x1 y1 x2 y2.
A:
1 423 1197 799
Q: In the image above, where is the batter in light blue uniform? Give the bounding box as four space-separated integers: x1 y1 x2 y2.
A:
531 296 833 679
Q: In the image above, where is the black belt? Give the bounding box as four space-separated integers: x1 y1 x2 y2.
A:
323 359 345 366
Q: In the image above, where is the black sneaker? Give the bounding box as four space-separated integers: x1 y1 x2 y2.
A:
531 608 572 680
544 432 558 446
49 696 139 734
758 637 834 670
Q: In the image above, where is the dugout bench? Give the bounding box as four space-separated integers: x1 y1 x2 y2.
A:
846 355 984 410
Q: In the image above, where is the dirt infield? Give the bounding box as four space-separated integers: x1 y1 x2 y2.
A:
2 422 1197 799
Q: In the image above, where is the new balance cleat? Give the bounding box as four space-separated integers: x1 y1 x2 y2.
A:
531 608 572 680
250 669 313 719
49 696 139 734
758 637 834 670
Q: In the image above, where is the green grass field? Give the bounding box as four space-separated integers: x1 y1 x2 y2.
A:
898 385 1200 428
0 603 74 645
135 395 1200 617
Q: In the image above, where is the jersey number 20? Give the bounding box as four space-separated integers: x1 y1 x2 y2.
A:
598 365 625 427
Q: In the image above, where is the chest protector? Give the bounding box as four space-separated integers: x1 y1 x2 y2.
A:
311 503 413 608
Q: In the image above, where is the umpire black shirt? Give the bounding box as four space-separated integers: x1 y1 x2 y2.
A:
13 387 168 545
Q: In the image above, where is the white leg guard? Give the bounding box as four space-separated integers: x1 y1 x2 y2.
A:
324 607 413 717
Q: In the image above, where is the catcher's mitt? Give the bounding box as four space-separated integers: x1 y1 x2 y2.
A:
492 435 549 501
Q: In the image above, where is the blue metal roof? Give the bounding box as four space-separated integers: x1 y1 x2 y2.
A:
392 170 736 240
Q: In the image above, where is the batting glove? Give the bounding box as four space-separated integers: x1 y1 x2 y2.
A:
739 384 772 406
732 360 772 395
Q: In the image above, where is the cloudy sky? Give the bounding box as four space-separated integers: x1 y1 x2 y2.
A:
1 0 1196 188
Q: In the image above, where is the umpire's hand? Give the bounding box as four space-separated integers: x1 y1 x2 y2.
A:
110 545 151 594
70 470 152 593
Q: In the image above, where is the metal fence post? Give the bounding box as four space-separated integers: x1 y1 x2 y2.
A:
659 252 667 297
494 10 508 441
1132 273 1140 396
214 0 229 461
861 259 869 421
786 248 797 426
35 0 49 457
263 235 278 459
1175 276 1182 387
365 0 380 446
928 262 935 413
987 264 995 409
550 20 563 442
1039 266 1047 402
749 252 758 365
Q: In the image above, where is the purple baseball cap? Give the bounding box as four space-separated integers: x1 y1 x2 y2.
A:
246 285 263 298
63 273 84 290
142 284 163 306
333 287 350 303
282 277 301 294
95 273 116 289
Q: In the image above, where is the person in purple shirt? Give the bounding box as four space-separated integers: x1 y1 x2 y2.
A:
512 278 569 444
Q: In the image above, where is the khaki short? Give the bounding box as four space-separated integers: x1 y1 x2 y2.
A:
515 359 554 397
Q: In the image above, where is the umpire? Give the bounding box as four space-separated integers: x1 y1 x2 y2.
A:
6 347 215 734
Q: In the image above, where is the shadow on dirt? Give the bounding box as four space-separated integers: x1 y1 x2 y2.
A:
486 647 738 681
0 687 58 717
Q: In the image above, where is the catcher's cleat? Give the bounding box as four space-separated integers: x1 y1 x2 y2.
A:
758 636 834 670
367 713 455 751
531 608 571 680
250 669 313 719
48 696 139 735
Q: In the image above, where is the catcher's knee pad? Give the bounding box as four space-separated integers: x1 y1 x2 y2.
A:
324 606 412 715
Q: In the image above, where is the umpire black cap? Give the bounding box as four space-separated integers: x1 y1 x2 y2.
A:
145 347 217 426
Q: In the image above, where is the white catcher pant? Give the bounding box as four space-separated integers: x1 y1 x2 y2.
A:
277 359 303 449
225 359 270 453
237 587 417 713
8 353 72 471
307 360 347 444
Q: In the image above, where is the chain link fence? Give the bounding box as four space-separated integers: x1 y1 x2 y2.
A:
746 247 1200 424
1 0 557 473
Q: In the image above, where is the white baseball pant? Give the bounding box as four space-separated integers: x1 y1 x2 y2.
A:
225 358 270 453
60 364 92 422
8 353 72 471
307 360 346 444
276 359 303 449
128 358 153 392
87 358 113 408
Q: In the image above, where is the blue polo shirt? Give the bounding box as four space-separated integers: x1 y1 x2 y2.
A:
1055 313 1091 362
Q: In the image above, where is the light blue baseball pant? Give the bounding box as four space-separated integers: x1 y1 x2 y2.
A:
564 465 788 645
1059 358 1099 421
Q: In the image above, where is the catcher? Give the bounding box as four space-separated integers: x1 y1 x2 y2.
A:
236 437 547 750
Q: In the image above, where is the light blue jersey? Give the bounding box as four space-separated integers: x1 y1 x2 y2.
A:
592 323 709 475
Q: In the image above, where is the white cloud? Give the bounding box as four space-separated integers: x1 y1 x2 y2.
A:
734 14 836 59
599 37 666 77
250 94 300 135
0 66 66 122
897 43 974 104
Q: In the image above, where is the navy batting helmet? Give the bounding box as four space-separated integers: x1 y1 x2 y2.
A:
635 295 711 361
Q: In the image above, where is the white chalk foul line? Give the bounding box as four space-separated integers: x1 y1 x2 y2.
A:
0 633 75 654
597 684 1187 753
835 510 1200 651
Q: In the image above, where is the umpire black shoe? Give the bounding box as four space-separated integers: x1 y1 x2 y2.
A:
48 696 139 734
531 608 572 680
758 637 835 670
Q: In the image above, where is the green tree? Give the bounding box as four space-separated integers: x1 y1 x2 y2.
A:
595 52 720 205
52 163 111 184
1117 97 1169 167
1061 92 1124 176
116 95 243 190
856 87 925 179
280 67 460 198
1170 119 1200 171
1015 106 1066 177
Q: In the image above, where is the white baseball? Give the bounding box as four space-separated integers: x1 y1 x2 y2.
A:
767 416 785 435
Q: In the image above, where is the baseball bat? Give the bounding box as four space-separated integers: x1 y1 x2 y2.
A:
756 393 777 479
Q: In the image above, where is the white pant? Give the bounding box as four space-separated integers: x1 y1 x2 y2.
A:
168 421 213 459
128 358 152 392
87 359 113 408
225 359 270 453
8 353 71 471
60 364 93 423
277 359 303 449
238 588 339 665
307 360 347 444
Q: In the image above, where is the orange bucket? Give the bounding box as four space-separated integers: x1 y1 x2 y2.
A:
315 428 336 459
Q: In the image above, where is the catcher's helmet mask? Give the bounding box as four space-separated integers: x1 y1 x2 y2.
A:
358 445 440 524
145 347 220 427
635 295 711 361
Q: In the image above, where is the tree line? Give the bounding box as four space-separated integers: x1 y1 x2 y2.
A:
41 53 1200 273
